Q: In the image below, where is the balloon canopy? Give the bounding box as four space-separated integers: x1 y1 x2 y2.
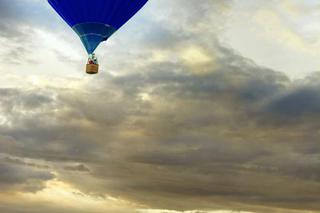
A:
48 0 148 54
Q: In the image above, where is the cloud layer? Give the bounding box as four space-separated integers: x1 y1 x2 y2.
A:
0 0 320 213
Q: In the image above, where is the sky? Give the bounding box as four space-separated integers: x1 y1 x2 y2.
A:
0 0 320 212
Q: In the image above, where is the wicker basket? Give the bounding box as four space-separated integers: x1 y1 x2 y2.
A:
86 64 99 74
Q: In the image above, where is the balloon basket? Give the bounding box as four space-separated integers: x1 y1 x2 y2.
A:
86 64 99 74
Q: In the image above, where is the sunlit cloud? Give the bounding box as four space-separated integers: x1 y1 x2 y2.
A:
20 179 139 212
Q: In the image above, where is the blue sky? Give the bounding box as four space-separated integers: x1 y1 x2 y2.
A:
0 0 320 212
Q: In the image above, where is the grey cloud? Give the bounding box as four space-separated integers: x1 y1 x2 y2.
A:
0 0 320 213
0 162 54 192
94 45 320 211
263 87 320 118
64 164 90 172
0 40 318 212
0 88 54 109
3 156 50 169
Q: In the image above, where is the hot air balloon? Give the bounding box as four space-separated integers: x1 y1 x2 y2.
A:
48 0 148 74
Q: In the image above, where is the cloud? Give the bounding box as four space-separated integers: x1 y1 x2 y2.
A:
0 162 54 192
263 87 320 116
1 39 320 212
64 164 90 172
0 0 320 213
3 156 50 169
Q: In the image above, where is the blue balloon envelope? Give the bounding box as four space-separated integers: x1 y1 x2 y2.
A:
48 0 148 54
